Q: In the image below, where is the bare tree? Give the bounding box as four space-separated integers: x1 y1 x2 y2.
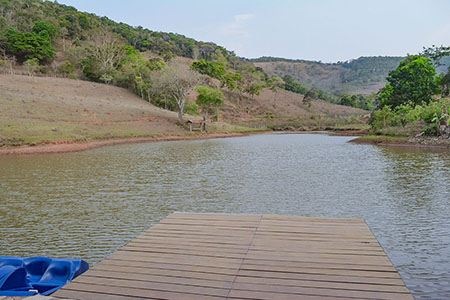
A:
60 27 69 51
86 29 126 75
0 49 16 74
151 66 201 121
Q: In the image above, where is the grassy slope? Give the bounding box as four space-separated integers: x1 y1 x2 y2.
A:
0 74 188 146
0 69 366 147
170 58 367 126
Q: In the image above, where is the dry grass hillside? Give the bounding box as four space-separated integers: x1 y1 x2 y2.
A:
215 88 364 121
254 61 385 95
0 74 186 146
172 56 366 122
253 56 413 95
0 71 366 147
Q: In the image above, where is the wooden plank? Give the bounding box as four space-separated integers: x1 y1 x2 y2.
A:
247 246 386 256
228 289 413 300
131 235 253 249
94 263 238 280
52 290 148 300
235 276 411 293
114 249 245 264
228 289 359 300
237 270 406 286
98 259 239 275
239 263 401 279
108 252 243 269
241 257 396 272
242 251 393 266
152 222 259 232
231 282 412 300
55 213 412 299
159 219 260 227
139 232 254 243
72 276 230 297
121 245 248 259
83 269 234 289
167 213 261 222
126 240 250 252
54 282 226 300
261 214 365 223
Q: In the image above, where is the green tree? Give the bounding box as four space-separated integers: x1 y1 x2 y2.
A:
6 27 56 63
244 82 263 99
195 86 224 122
220 71 241 91
191 59 226 79
380 55 439 107
339 94 357 107
32 21 57 40
283 75 307 95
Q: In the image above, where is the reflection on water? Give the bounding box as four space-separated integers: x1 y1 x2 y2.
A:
0 134 449 299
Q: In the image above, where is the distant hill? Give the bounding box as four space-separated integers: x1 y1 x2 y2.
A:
252 56 405 95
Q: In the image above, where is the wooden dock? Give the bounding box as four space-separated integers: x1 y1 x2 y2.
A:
51 213 413 300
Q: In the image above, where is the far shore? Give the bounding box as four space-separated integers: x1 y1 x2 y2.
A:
350 135 450 150
0 132 257 156
2 130 449 156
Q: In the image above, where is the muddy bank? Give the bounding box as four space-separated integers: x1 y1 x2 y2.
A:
350 135 450 149
0 132 255 155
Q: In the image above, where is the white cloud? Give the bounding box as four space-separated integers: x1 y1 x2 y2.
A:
221 13 255 37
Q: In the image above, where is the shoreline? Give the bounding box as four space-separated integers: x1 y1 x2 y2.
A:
0 132 255 156
2 131 449 156
349 135 450 150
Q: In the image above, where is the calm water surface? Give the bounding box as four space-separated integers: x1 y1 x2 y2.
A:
0 134 449 299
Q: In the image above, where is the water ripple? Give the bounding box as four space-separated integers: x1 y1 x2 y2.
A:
1 134 449 299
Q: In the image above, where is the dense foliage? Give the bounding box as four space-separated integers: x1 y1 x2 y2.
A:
371 51 450 138
195 86 224 121
370 99 450 136
282 75 307 95
5 21 56 63
191 59 226 79
378 55 439 108
339 94 376 110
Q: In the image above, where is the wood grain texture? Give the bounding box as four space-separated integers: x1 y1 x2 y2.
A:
52 213 413 300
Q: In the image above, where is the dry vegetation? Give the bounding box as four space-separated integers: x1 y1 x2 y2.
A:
0 74 186 146
0 72 366 149
255 61 386 95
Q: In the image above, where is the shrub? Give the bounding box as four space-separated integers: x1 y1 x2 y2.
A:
184 100 199 116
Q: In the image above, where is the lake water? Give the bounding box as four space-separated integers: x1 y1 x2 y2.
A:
0 133 449 299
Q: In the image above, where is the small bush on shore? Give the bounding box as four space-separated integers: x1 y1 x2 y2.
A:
370 99 450 136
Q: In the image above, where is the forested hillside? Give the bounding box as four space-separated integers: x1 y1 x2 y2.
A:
252 56 405 95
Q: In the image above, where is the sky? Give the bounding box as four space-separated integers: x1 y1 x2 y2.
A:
57 0 450 63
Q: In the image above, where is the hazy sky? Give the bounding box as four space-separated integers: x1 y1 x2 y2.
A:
58 0 450 62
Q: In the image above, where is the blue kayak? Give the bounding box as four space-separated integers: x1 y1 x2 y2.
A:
0 256 89 296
